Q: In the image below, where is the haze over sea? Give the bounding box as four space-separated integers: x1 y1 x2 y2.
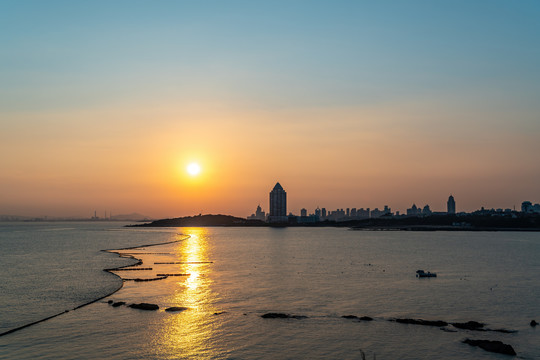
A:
0 222 538 359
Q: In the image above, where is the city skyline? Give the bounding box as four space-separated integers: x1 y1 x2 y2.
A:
1 1 540 218
249 183 540 222
3 183 539 220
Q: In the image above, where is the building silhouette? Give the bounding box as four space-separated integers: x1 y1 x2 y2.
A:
407 204 420 216
269 182 287 223
522 201 540 214
248 205 266 221
447 195 456 214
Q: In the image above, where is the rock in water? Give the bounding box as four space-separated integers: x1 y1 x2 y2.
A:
491 328 517 333
394 318 448 327
261 313 307 319
112 301 126 307
462 339 516 356
531 320 538 327
261 313 290 318
165 306 188 312
342 315 373 321
452 321 485 330
129 303 159 311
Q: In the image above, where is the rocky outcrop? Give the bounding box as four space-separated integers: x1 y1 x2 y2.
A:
491 328 517 333
462 339 516 356
452 321 485 330
112 301 126 307
531 320 538 327
342 315 373 321
129 303 159 310
261 313 307 319
165 306 188 312
131 277 168 282
393 318 448 327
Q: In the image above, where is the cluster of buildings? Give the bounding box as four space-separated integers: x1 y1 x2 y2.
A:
247 182 538 224
522 201 540 214
248 183 460 223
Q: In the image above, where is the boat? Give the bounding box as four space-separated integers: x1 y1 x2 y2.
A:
416 270 437 278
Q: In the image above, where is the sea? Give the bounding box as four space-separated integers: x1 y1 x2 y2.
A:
0 222 539 359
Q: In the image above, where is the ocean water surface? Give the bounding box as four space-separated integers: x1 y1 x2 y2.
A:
0 223 539 359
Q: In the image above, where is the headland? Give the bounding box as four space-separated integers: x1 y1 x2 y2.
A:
130 213 540 231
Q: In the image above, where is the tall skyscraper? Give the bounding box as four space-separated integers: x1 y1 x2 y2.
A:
447 195 456 214
269 182 287 223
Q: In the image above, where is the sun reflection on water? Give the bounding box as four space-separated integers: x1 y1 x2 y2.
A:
156 228 221 359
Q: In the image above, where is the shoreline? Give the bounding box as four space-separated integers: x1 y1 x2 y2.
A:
132 223 540 231
130 213 540 231
350 225 540 231
0 234 190 337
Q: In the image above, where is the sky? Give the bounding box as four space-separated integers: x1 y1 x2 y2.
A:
1 0 539 218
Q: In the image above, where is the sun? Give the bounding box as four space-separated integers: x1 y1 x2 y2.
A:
187 162 201 176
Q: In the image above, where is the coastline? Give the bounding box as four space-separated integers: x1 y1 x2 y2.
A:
129 213 540 231
350 225 540 231
0 234 189 337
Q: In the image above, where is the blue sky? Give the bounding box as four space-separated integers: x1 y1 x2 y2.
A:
3 0 539 112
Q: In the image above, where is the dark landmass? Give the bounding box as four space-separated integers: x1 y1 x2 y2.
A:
132 213 540 231
350 214 540 231
130 214 266 227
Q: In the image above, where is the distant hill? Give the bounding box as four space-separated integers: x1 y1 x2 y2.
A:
130 214 266 227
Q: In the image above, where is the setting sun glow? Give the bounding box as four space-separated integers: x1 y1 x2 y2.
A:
187 163 201 176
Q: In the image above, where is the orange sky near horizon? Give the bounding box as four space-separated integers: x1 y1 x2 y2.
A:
1 101 538 218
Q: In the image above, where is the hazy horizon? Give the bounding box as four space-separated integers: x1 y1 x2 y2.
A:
2 1 539 219
0 189 529 220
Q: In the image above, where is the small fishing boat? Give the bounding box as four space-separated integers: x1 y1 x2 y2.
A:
416 270 437 278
